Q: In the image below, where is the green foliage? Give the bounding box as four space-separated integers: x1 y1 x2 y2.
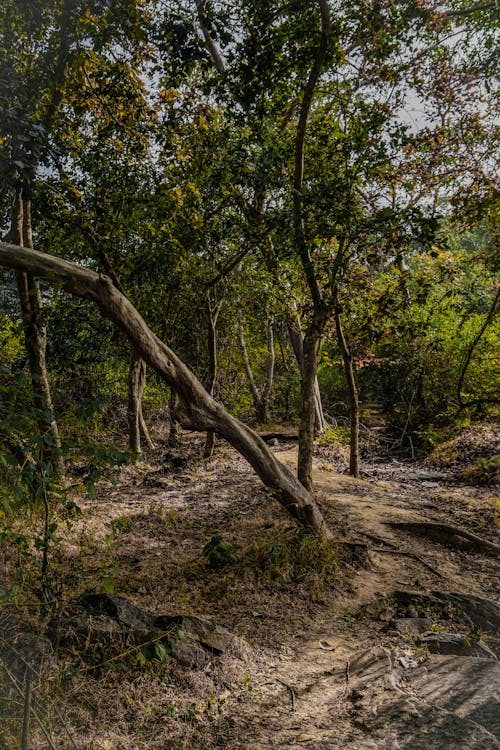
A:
203 532 237 569
460 456 499 487
316 426 351 447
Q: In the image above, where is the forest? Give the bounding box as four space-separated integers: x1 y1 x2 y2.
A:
0 1 498 748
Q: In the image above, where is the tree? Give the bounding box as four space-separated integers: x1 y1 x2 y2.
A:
0 240 333 538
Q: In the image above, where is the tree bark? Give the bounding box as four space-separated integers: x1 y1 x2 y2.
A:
0 241 332 538
286 310 326 432
334 293 360 478
297 315 326 490
10 194 63 472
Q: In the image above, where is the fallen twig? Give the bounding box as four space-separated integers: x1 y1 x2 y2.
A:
343 660 350 694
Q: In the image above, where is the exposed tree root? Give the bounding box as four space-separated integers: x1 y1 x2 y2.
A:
371 548 443 578
383 521 500 558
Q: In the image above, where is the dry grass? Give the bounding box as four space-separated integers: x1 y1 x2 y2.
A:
0 437 352 749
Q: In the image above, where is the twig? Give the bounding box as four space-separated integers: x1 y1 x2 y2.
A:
343 660 350 694
276 678 296 712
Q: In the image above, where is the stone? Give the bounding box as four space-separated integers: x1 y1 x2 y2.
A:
51 595 248 668
390 618 432 636
154 614 245 655
418 632 497 659
339 646 500 748
79 593 155 630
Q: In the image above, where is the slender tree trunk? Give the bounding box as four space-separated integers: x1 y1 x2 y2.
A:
0 242 333 539
260 318 275 423
297 316 326 490
286 311 326 432
204 302 221 458
128 348 155 454
334 294 360 478
11 194 63 472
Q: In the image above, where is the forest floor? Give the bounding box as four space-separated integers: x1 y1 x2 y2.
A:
1 424 499 749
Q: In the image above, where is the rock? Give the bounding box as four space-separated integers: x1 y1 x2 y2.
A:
51 595 248 668
411 655 500 741
154 614 246 656
418 632 497 659
390 618 432 636
392 590 500 639
339 646 500 748
430 592 500 637
79 593 156 630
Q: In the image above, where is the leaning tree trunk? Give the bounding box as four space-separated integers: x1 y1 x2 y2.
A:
0 242 332 539
334 295 360 478
10 194 63 473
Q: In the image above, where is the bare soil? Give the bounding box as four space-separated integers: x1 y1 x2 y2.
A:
1 427 499 749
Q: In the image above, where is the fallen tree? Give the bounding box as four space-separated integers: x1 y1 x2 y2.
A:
0 241 332 539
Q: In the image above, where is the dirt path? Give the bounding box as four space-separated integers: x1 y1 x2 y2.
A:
206 446 499 749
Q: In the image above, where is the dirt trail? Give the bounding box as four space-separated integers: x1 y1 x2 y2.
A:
212 446 500 749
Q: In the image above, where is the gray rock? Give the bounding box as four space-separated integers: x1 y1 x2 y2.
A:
391 618 432 635
341 646 500 748
79 593 156 630
51 595 248 668
418 632 497 659
154 614 246 656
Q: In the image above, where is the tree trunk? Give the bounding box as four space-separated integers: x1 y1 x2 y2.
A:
286 311 326 433
260 317 275 423
128 348 155 454
203 302 221 458
0 242 332 539
334 295 360 478
10 194 63 473
297 317 325 490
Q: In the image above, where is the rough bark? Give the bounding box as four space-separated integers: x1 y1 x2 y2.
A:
297 316 326 490
0 242 332 539
286 311 326 433
10 195 63 472
334 295 360 478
